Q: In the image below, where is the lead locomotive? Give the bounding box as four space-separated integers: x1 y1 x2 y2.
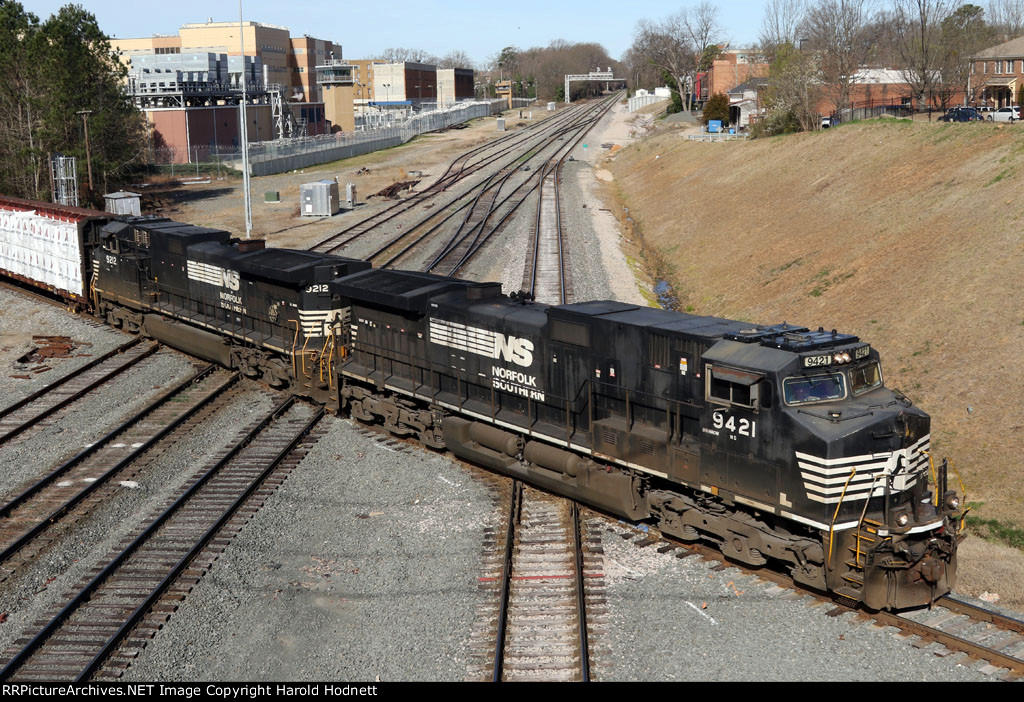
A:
6 203 963 611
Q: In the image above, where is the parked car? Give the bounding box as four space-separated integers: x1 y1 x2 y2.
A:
938 107 982 122
989 106 1020 122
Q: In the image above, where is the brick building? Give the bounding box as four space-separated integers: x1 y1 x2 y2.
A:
971 36 1024 107
695 49 769 105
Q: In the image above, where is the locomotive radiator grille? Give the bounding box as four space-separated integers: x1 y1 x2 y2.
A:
796 434 930 504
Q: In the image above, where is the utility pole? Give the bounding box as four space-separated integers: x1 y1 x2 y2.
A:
76 110 94 194
238 0 252 238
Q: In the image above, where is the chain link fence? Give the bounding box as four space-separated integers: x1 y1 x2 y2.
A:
143 99 509 176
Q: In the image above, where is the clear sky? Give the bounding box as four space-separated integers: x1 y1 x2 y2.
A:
23 0 770 65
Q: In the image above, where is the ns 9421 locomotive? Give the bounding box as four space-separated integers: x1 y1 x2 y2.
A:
2 201 963 611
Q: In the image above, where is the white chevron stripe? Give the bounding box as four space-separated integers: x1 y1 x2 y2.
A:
798 434 930 504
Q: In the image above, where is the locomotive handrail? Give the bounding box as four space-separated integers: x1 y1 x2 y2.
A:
854 473 886 568
827 467 858 562
920 449 940 507
289 319 300 378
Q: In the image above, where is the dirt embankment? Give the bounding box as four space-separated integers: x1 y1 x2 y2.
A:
605 119 1024 605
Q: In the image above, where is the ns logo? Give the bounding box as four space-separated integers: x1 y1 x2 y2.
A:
221 270 240 291
494 334 533 367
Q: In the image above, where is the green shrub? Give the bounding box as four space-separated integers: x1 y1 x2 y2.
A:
702 93 730 126
750 109 802 138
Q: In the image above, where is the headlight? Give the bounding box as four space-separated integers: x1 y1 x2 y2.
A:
946 495 960 511
896 513 910 527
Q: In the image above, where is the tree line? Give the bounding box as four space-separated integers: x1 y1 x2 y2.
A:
383 41 624 102
625 0 1024 134
0 1 147 205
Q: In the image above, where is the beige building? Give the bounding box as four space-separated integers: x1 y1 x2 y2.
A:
347 60 387 106
290 36 344 102
113 20 341 102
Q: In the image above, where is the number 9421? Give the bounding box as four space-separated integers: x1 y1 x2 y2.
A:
712 412 756 438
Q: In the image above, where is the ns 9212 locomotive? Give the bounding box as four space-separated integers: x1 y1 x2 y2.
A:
2 200 963 611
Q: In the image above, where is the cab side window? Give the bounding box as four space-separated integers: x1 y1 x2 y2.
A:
706 364 761 409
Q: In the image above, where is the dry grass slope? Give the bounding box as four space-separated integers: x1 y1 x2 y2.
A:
608 119 1024 604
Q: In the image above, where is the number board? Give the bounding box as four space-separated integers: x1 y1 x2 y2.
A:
803 354 832 368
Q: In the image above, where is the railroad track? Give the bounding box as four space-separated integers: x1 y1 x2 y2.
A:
309 102 598 256
0 396 325 682
0 339 157 446
605 516 1024 680
422 95 618 278
312 97 617 266
523 159 570 305
468 481 603 682
0 366 238 576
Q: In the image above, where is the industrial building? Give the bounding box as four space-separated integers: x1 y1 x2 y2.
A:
114 20 339 163
113 20 342 103
437 68 475 106
372 62 438 107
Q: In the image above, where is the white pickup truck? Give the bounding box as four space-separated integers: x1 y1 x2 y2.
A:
989 106 1020 122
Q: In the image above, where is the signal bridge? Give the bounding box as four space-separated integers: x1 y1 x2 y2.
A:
564 69 626 104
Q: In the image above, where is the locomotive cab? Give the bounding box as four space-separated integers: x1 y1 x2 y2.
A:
713 326 962 609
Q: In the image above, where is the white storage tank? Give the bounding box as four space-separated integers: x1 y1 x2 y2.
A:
300 180 340 217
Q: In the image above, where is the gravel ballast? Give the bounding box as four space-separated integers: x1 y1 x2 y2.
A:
122 417 494 681
0 287 129 409
591 521 1000 682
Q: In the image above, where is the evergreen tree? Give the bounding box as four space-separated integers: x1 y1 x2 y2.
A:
702 92 731 125
0 1 146 203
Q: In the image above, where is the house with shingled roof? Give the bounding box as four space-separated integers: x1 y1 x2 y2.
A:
970 35 1024 108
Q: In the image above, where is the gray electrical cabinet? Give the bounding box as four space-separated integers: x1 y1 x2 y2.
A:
345 182 357 207
300 180 340 217
104 191 141 216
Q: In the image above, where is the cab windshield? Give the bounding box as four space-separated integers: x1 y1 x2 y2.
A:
783 373 846 405
850 361 883 395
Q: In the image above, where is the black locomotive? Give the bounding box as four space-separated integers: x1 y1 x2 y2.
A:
6 204 964 611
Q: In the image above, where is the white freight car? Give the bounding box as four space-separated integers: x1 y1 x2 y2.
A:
0 195 108 304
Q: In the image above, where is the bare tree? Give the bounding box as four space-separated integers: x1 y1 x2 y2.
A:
893 0 956 109
759 0 807 61
935 3 993 107
622 46 663 92
987 0 1024 38
379 47 439 65
803 0 877 114
759 42 824 133
681 3 727 110
632 14 694 107
437 50 474 70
